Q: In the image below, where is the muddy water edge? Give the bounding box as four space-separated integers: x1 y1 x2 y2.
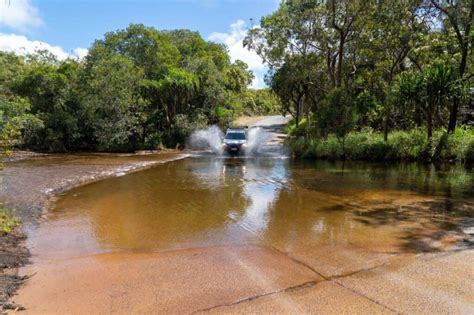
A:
0 151 187 311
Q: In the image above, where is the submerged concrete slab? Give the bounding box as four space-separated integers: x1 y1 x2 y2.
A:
13 245 321 314
273 243 401 278
205 281 392 314
336 249 474 314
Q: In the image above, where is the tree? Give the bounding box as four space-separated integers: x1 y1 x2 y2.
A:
14 56 84 151
246 0 366 88
87 23 254 148
316 88 357 156
269 56 309 126
354 0 428 140
243 89 282 115
398 63 460 140
0 96 43 163
428 0 474 132
0 52 43 155
245 1 326 125
82 55 148 151
245 0 383 128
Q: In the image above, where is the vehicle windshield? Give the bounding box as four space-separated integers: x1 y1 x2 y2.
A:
225 132 246 140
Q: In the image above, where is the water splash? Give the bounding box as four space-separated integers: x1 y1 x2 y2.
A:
244 127 270 155
188 125 276 156
188 125 224 154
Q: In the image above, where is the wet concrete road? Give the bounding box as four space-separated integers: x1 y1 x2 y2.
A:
2 118 474 314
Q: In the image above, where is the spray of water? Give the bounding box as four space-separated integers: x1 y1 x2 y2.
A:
188 125 272 156
188 125 224 154
244 127 270 155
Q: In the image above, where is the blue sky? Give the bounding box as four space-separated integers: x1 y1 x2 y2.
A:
0 0 279 87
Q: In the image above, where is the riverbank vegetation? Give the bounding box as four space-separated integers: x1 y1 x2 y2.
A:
0 24 281 152
1 1 473 162
289 124 474 162
246 0 473 162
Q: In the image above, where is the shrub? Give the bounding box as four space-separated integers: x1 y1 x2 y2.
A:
287 126 474 163
466 139 474 163
315 135 343 159
434 127 474 162
0 208 20 234
214 106 234 128
387 128 435 160
365 138 392 161
344 130 373 160
289 137 309 157
283 118 308 137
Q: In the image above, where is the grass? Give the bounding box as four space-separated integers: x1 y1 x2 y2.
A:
287 126 474 163
0 208 20 234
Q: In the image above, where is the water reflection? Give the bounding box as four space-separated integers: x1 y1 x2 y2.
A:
189 157 289 236
32 157 474 263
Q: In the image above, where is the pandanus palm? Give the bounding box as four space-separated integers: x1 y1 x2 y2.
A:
423 63 460 139
398 63 460 140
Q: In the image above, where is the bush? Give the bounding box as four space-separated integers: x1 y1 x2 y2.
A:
388 128 429 160
284 118 308 137
434 127 474 162
287 126 474 163
0 208 20 234
466 139 474 163
344 130 373 160
214 106 235 128
288 137 308 157
316 88 357 141
316 135 343 159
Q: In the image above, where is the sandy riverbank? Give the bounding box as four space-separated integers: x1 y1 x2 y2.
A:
0 150 187 311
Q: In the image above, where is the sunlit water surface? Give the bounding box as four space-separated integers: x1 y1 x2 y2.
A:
28 156 474 261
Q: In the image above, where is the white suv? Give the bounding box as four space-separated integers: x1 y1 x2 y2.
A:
222 129 247 154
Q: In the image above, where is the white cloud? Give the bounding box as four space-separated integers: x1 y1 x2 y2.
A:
0 33 87 60
0 0 43 32
209 19 267 89
72 47 89 59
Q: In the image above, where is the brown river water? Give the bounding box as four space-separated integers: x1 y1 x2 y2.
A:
3 154 474 313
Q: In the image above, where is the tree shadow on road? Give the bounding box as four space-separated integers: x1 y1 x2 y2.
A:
353 199 474 253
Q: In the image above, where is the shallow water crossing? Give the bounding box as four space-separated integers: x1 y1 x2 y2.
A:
11 156 474 313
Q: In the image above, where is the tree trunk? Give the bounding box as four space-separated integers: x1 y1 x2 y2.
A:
447 97 459 133
427 110 433 140
305 108 310 138
341 136 346 160
336 32 345 87
448 48 466 133
430 0 473 132
383 106 390 141
415 107 422 127
295 94 302 127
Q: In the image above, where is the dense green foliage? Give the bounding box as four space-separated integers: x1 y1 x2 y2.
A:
242 89 282 116
2 1 473 161
0 53 43 159
246 0 473 161
0 24 281 152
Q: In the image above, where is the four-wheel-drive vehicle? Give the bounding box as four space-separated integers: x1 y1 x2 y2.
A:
222 128 247 154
